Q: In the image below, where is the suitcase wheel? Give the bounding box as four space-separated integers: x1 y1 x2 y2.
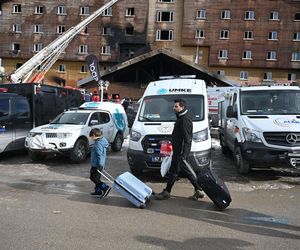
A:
139 204 146 209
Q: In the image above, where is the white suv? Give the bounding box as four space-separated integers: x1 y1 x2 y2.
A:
25 102 129 162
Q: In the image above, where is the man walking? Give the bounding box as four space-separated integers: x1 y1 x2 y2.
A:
154 99 205 200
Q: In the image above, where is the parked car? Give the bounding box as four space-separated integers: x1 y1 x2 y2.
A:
25 102 129 162
0 83 84 154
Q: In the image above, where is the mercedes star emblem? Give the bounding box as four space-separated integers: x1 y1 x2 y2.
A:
286 133 297 144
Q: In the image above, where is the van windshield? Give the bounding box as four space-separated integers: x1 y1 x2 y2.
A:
241 90 300 115
50 112 90 125
138 95 204 122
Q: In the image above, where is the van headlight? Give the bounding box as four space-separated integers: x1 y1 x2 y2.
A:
242 128 262 143
193 128 208 142
57 133 72 139
130 130 141 142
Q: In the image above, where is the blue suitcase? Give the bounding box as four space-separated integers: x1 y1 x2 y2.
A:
99 170 152 208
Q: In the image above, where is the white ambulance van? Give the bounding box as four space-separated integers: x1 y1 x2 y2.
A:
127 76 211 175
219 85 300 174
207 86 237 127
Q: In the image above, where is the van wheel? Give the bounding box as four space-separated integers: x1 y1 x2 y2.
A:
233 145 250 174
29 151 44 162
220 135 229 154
70 139 88 163
111 133 123 152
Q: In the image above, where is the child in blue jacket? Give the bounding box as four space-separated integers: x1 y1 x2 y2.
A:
89 128 111 197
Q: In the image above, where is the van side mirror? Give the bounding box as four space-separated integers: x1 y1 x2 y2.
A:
226 106 237 118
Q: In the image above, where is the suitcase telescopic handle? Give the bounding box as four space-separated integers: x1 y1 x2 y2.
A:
97 169 115 184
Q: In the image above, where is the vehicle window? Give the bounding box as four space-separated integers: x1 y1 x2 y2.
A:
139 95 204 122
0 98 9 117
88 112 100 126
50 112 89 125
241 90 300 115
100 112 110 124
14 98 30 118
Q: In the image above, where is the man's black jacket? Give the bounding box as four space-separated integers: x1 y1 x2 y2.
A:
171 109 193 159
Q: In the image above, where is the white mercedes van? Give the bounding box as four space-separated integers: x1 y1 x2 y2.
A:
127 76 211 175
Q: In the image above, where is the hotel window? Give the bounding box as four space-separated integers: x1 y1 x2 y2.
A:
12 24 21 33
264 72 272 81
80 27 88 35
242 50 252 59
78 45 88 54
156 29 174 41
218 49 228 59
125 27 134 35
294 12 300 21
240 71 248 80
16 63 23 69
245 11 255 20
293 32 300 41
57 25 66 34
196 29 205 38
126 8 135 16
33 24 43 33
57 6 67 15
101 46 111 55
292 52 300 61
156 11 174 22
12 43 21 52
221 10 231 19
244 31 253 40
80 65 88 73
196 10 206 19
267 51 277 60
102 26 111 35
288 73 296 81
102 7 112 16
34 6 44 14
12 4 21 13
217 70 225 76
269 11 279 20
80 6 89 15
58 64 66 72
268 31 278 40
33 43 43 52
220 30 229 39
128 48 134 58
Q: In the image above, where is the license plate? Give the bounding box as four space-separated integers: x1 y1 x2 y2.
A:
151 156 162 162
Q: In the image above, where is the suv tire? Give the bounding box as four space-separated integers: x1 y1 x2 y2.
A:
111 133 123 152
70 138 88 163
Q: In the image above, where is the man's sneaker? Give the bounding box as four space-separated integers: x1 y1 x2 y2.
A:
188 189 205 200
90 189 103 196
102 186 111 198
154 190 171 200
